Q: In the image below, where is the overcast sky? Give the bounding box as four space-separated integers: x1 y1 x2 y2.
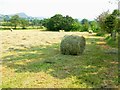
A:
0 0 118 20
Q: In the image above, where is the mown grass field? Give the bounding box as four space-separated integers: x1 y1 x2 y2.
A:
0 30 118 88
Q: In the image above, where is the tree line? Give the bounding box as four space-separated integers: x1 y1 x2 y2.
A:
2 15 44 29
44 14 99 32
3 15 29 29
1 14 99 32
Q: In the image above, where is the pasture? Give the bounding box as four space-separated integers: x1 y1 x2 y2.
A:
0 30 118 88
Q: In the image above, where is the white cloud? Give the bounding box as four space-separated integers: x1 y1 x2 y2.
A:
0 0 117 20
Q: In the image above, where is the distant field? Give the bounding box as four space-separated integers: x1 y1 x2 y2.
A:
1 30 118 88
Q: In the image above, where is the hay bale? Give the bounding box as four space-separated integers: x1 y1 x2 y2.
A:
59 30 65 32
60 35 86 55
10 28 13 32
88 30 93 34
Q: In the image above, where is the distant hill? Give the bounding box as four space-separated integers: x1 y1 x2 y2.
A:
10 12 45 20
0 12 45 21
14 12 28 18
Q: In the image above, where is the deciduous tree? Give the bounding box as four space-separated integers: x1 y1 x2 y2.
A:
20 18 29 29
10 15 20 29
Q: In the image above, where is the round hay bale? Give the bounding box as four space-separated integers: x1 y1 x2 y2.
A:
60 35 86 55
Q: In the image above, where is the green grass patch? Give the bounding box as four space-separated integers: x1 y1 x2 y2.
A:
2 38 118 88
105 36 118 48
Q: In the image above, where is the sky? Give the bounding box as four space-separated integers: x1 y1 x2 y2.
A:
0 0 118 20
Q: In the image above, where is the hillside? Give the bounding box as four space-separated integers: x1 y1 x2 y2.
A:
0 12 45 21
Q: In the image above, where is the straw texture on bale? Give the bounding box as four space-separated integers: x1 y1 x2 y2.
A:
60 35 86 55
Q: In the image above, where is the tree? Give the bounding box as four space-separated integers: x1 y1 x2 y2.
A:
112 9 120 33
96 11 110 32
104 9 120 40
112 9 120 16
89 21 99 32
62 15 74 31
41 18 50 27
104 14 116 34
81 19 89 31
20 18 29 29
31 19 40 26
116 18 120 33
71 19 82 31
3 15 10 22
10 15 20 29
46 14 64 31
2 15 11 28
46 14 81 31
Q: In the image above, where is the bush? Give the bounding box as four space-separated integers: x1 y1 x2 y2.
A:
60 35 86 55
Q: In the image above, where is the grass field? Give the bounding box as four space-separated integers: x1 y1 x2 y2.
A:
0 30 118 88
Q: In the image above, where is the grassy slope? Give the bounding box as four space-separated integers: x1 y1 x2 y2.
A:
1 33 118 88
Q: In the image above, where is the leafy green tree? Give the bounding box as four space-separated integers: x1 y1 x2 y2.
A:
62 15 74 31
81 19 89 31
104 9 120 40
46 14 64 31
10 15 20 29
46 14 81 31
112 9 120 33
71 19 82 31
112 9 120 16
41 18 50 27
4 15 10 22
89 21 99 32
2 15 11 28
30 19 44 29
104 14 116 34
31 19 39 26
20 18 29 29
116 18 120 32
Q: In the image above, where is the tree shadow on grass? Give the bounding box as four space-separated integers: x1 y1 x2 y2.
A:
2 38 118 88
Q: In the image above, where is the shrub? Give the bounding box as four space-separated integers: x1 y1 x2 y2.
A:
60 35 86 55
